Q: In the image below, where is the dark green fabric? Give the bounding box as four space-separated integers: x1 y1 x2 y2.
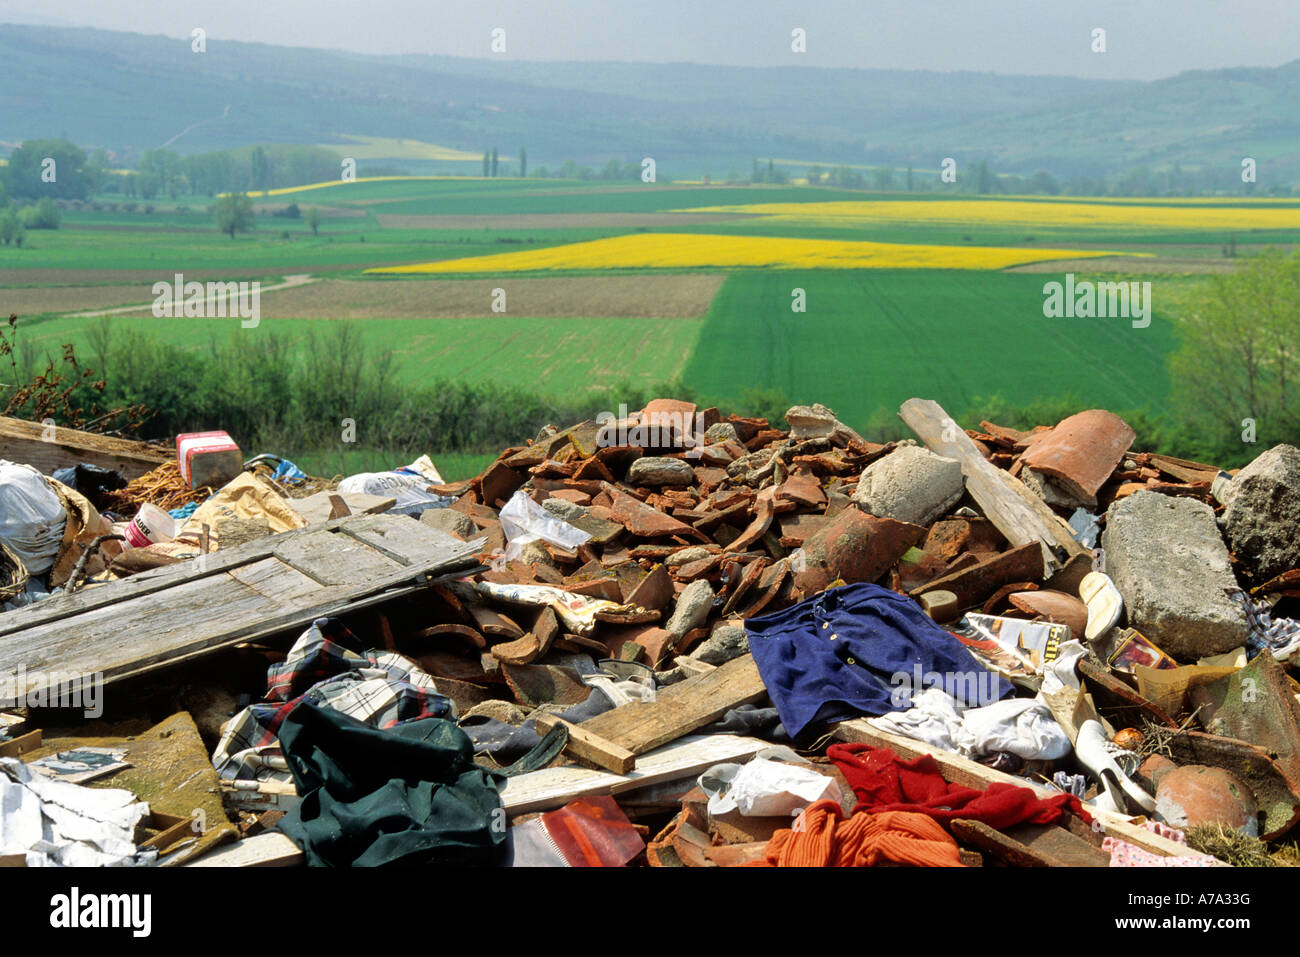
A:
276 702 508 867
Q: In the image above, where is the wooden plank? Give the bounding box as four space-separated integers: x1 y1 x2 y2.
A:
1004 821 1111 867
290 491 394 524
0 513 472 639
500 734 770 816
0 415 169 480
0 516 484 696
951 818 1067 867
535 653 767 771
184 831 303 868
0 729 41 759
273 528 402 585
833 719 1214 861
542 718 636 774
899 398 1086 573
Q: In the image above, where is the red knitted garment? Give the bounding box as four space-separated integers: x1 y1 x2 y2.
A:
828 743 1089 830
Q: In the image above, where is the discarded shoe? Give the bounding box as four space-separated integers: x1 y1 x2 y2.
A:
1075 719 1155 815
1079 571 1123 642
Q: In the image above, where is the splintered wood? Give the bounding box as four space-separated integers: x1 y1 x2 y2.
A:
536 654 767 773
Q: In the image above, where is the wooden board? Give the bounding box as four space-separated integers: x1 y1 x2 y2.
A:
535 653 767 772
499 734 770 816
184 831 303 868
0 515 485 696
834 719 1217 862
899 398 1086 573
0 416 169 480
289 491 395 524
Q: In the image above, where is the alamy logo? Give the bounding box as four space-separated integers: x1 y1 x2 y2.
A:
596 404 706 451
889 664 1001 709
0 667 102 718
1042 274 1151 328
152 273 260 328
50 888 150 937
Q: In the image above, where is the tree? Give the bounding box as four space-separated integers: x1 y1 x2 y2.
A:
4 139 92 200
250 147 270 192
872 166 895 190
482 151 490 177
306 206 321 236
1171 248 1300 461
214 192 255 239
807 165 823 186
519 146 527 179
906 163 914 192
975 161 996 195
491 148 499 178
19 197 61 229
0 209 21 245
1028 170 1061 195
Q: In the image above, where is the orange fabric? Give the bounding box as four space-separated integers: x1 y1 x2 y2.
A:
750 801 964 867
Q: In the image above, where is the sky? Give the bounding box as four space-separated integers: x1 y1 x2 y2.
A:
2 0 1297 80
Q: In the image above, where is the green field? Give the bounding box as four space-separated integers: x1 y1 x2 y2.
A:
4 177 1296 468
683 270 1180 430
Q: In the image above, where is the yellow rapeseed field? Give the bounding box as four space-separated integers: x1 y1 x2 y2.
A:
676 199 1300 231
242 175 508 198
367 232 1129 274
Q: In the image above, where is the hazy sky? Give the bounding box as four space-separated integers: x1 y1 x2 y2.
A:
3 0 1296 79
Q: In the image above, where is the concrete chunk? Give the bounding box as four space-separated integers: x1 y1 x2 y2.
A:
1101 491 1248 659
1222 444 1300 582
627 456 696 487
852 444 964 526
665 579 715 638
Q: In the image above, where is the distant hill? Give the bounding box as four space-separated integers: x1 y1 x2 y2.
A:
3 23 1298 184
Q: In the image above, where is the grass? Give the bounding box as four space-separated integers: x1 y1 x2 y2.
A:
290 446 497 482
18 313 701 394
681 269 1181 432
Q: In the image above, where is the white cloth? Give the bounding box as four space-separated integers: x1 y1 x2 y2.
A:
869 687 1071 761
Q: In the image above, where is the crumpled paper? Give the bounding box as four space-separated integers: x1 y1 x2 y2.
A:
699 753 841 818
0 757 153 867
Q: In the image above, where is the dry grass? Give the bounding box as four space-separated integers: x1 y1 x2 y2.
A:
248 274 726 319
374 212 734 230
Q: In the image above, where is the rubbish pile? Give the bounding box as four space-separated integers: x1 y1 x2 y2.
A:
1 397 1299 868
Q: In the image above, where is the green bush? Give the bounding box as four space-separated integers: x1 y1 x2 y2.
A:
18 197 61 229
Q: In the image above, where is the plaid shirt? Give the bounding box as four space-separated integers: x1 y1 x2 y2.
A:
213 618 453 782
1226 588 1300 661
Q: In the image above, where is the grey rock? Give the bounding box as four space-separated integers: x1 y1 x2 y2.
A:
1222 444 1300 582
1101 491 1248 659
688 622 750 665
784 403 867 447
665 579 715 638
420 507 477 541
665 546 712 567
1023 467 1092 510
517 539 557 568
627 456 695 487
461 700 528 726
852 445 965 526
704 422 739 445
541 497 588 522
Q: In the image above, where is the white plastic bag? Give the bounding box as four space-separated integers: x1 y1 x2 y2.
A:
0 462 67 576
498 489 591 561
